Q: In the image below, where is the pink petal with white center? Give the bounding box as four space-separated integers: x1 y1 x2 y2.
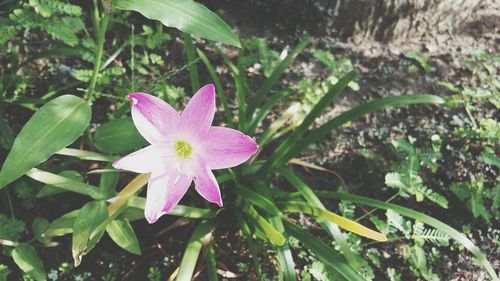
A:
144 172 193 223
180 84 216 135
129 93 180 143
112 144 167 174
194 160 223 207
202 126 258 170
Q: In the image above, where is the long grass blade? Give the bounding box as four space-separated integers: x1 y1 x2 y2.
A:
246 38 310 119
197 48 233 128
312 191 500 281
234 210 265 281
283 220 365 281
279 167 370 271
283 94 445 163
252 182 296 281
278 201 386 242
235 185 280 215
246 89 289 135
257 71 356 177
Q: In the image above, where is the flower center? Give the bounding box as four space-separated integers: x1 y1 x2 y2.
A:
175 140 192 158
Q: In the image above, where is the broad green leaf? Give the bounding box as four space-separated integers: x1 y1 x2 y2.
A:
37 170 83 198
114 0 240 47
177 220 215 281
72 201 108 266
32 218 50 243
99 164 119 198
106 218 141 255
44 210 80 238
93 118 147 154
0 95 91 189
12 243 46 281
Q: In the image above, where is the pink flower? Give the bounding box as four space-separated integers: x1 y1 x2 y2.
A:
113 84 258 223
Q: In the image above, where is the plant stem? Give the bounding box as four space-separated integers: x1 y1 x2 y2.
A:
85 0 109 103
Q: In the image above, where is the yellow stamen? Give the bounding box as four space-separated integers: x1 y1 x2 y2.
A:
175 140 192 158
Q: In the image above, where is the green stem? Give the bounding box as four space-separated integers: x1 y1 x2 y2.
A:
85 2 109 103
183 33 200 93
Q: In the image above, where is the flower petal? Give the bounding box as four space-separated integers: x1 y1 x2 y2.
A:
202 126 258 169
180 84 216 135
112 144 168 173
144 172 193 223
194 160 223 207
129 93 180 143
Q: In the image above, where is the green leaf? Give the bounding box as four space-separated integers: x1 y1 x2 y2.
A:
183 33 200 93
12 243 46 281
127 197 217 219
27 168 104 199
234 210 264 281
206 242 218 281
279 201 387 242
37 170 83 198
278 168 368 272
385 172 406 189
235 185 280 216
239 199 285 246
72 201 108 266
481 147 500 168
99 164 119 198
0 95 91 189
44 209 80 238
313 191 500 281
197 48 233 128
257 71 356 176
177 220 215 281
93 118 147 154
246 38 310 120
114 0 240 47
32 218 50 243
283 94 445 164
284 221 365 281
0 264 11 281
106 218 141 255
56 148 117 162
